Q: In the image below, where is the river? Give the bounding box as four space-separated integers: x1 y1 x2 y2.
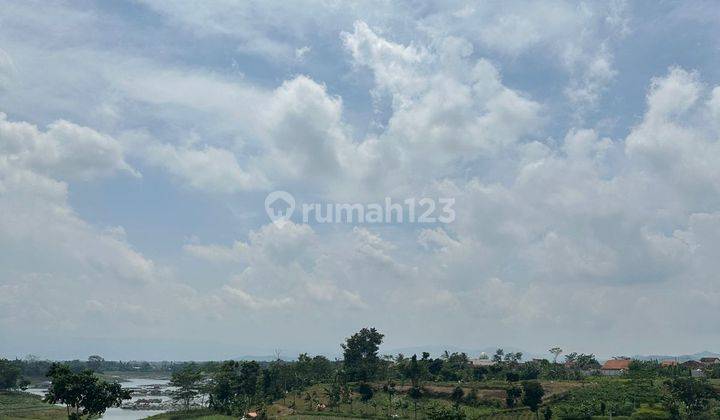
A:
27 377 173 420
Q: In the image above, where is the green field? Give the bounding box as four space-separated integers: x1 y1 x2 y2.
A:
145 409 234 419
0 392 65 419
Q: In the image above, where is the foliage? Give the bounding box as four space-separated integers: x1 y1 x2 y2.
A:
450 386 464 407
506 385 522 408
170 363 204 411
664 377 717 417
423 400 466 420
341 327 384 383
521 380 544 413
0 358 25 391
549 347 563 364
44 363 130 419
357 382 374 402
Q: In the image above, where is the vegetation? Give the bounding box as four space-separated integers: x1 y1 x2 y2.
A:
43 363 131 419
4 328 720 419
0 358 28 392
0 391 66 419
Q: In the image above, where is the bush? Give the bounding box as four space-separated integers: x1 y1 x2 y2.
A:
423 400 466 420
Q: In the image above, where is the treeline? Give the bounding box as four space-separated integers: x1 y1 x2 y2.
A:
3 328 720 419
4 356 197 379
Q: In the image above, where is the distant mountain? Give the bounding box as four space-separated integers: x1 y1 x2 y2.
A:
233 355 283 362
631 351 720 362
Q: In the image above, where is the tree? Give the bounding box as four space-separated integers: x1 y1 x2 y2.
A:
357 382 374 402
382 381 396 417
170 363 203 411
506 385 522 408
44 363 130 419
0 359 23 391
342 327 384 382
505 372 520 382
408 386 422 419
450 386 464 408
542 406 553 420
549 347 563 364
404 355 422 388
325 380 342 411
521 381 545 418
208 361 240 414
492 349 504 364
664 377 717 417
237 361 260 414
87 355 104 372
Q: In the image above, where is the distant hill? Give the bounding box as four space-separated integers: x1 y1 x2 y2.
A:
631 351 720 362
233 355 283 362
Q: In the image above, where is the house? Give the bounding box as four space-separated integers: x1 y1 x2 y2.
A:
692 368 706 378
700 357 720 365
600 359 632 376
680 360 703 371
661 360 678 367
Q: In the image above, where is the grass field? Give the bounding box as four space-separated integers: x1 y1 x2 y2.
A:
0 391 66 419
145 409 234 419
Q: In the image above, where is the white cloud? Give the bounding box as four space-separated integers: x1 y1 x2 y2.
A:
2 1 720 356
0 113 138 181
144 142 267 193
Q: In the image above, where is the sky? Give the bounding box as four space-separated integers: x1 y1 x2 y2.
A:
1 0 720 361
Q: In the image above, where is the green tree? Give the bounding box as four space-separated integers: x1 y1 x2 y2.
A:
237 361 260 414
549 347 563 364
357 382 374 402
87 355 104 372
404 354 422 388
170 363 203 411
506 385 522 408
208 361 240 414
664 377 717 417
44 364 130 419
450 386 464 408
408 386 422 419
542 406 553 420
325 379 342 411
521 380 545 418
342 327 384 382
0 359 23 390
382 381 396 417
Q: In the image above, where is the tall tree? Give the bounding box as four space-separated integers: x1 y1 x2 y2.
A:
170 363 203 411
548 347 563 364
521 381 545 419
208 361 240 414
0 359 23 391
342 327 384 382
87 355 104 372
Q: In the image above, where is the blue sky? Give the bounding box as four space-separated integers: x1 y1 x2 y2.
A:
1 0 720 360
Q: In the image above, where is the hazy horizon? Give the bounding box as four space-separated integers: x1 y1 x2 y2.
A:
2 1 720 360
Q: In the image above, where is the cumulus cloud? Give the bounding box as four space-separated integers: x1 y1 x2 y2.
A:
0 113 138 181
2 0 720 357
